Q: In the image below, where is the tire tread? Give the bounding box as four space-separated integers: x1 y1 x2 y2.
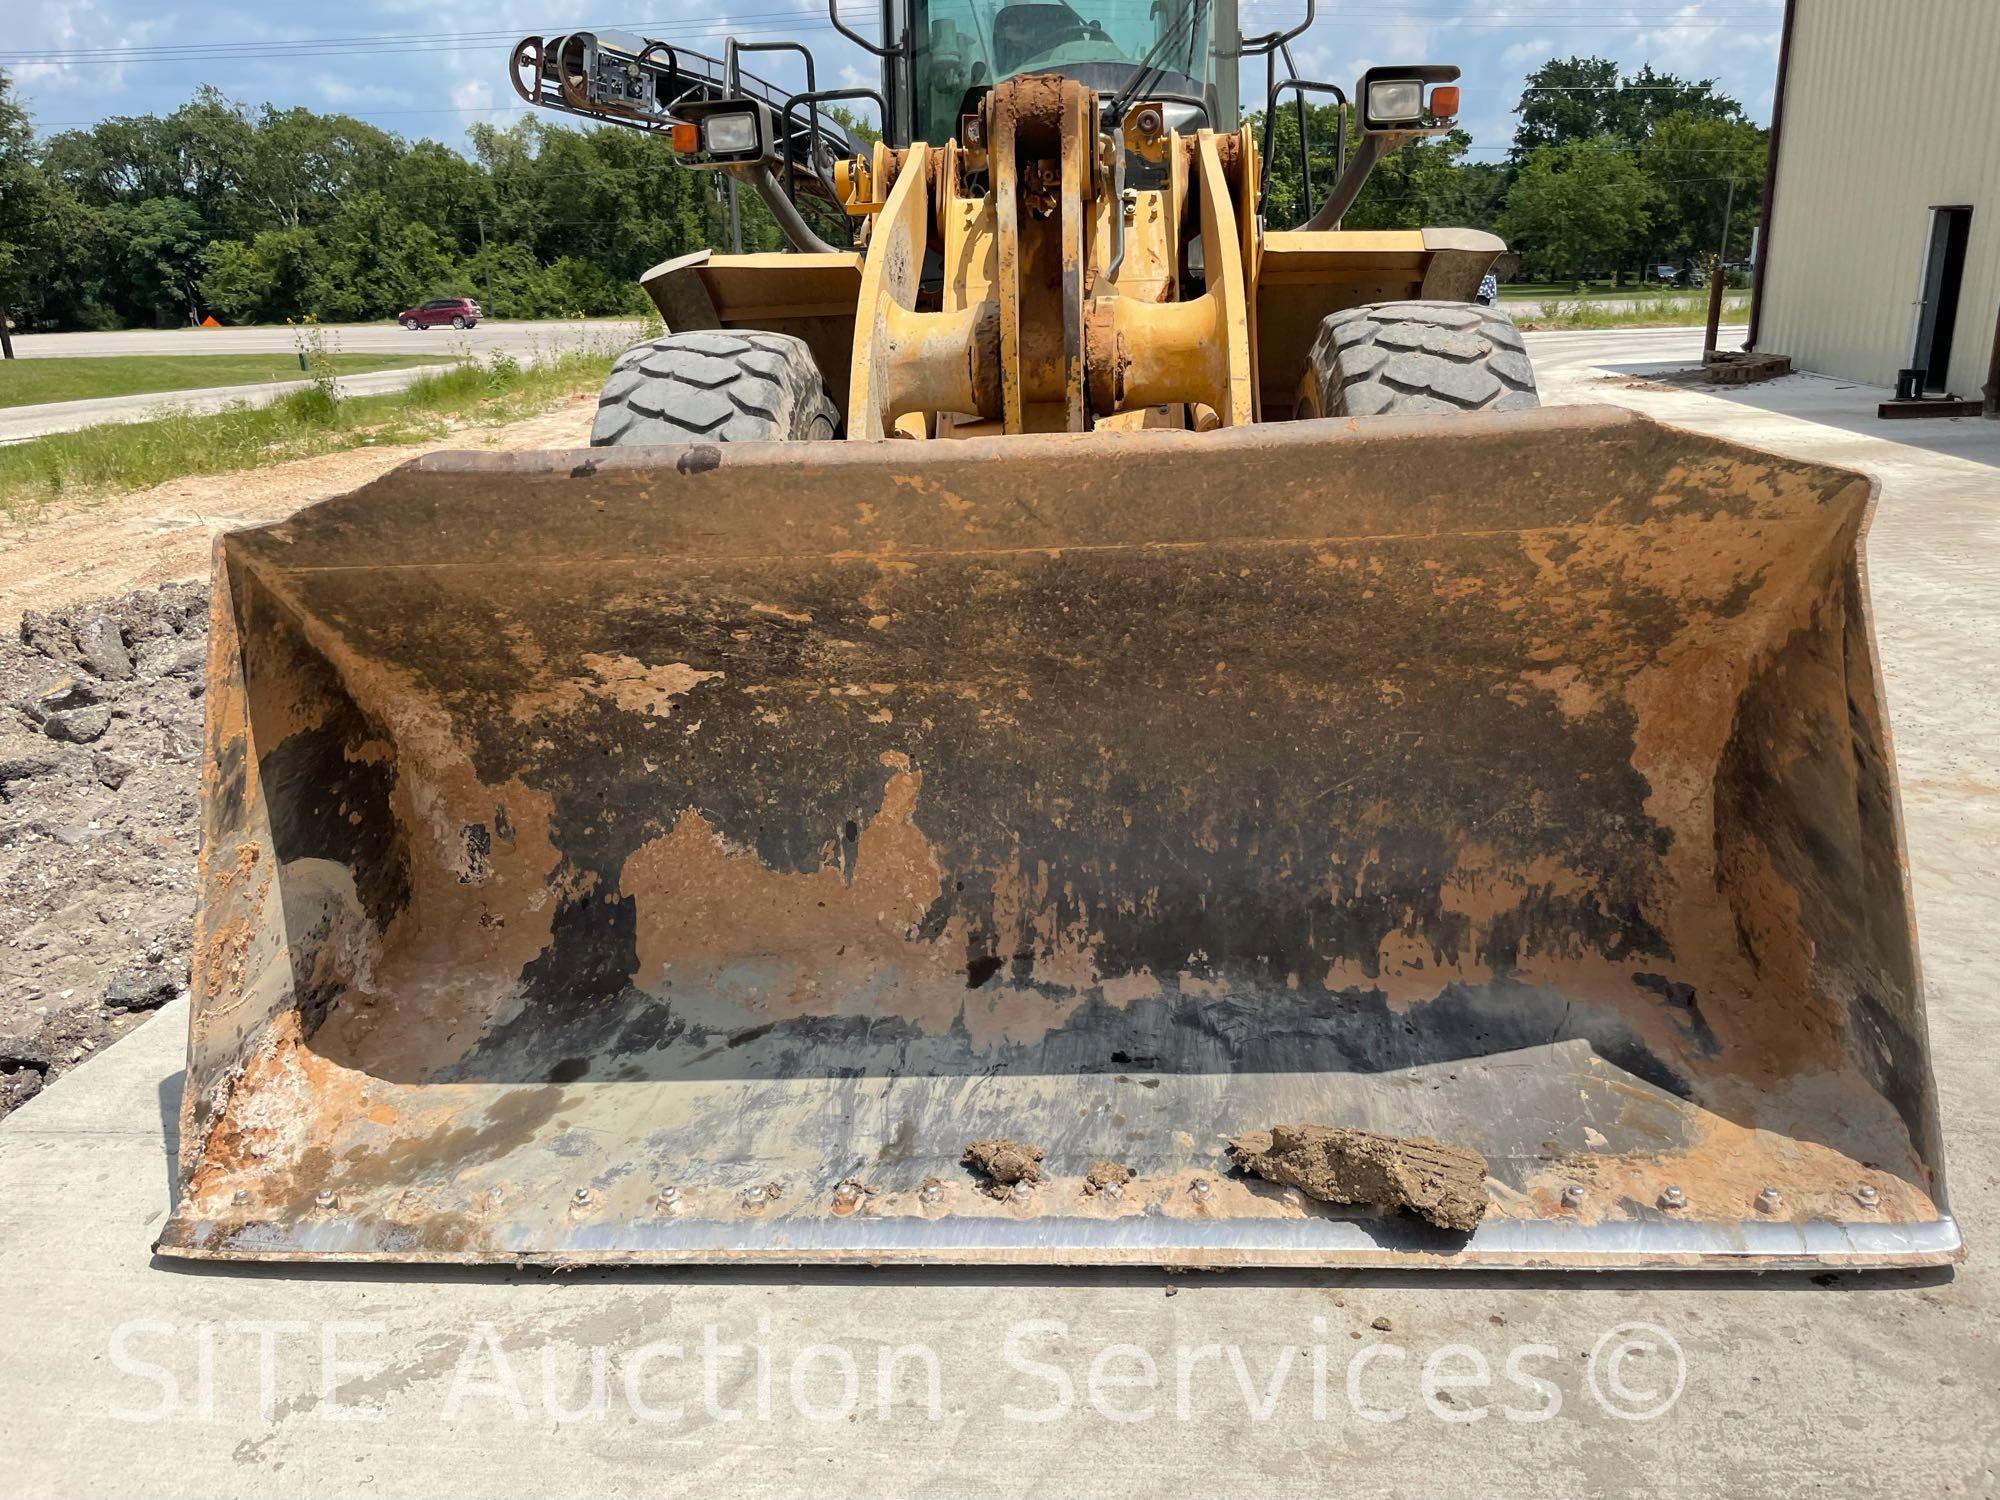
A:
591 331 838 445
1300 301 1540 418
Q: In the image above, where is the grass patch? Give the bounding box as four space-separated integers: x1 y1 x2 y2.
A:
0 333 632 516
1515 295 1750 331
0 352 442 408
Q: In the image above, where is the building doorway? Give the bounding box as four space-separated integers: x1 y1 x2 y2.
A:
1913 206 1973 395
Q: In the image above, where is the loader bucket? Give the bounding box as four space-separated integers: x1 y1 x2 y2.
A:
159 405 1956 1269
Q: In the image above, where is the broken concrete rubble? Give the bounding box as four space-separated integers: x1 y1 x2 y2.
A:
75 617 133 681
1 581 208 1122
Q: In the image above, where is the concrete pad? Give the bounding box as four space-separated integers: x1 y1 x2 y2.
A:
1534 324 2000 470
2 328 1996 1497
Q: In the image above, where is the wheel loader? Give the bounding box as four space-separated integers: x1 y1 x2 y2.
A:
158 1 1956 1269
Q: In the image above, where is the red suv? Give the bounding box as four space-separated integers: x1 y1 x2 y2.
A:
398 297 481 330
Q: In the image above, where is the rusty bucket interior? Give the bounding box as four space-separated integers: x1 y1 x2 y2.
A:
158 405 1956 1268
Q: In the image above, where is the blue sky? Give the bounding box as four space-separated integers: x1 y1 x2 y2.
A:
3 0 1786 154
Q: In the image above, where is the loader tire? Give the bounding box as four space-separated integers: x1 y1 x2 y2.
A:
591 330 839 446
1297 301 1539 419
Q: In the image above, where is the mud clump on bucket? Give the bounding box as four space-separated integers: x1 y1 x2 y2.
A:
962 1138 1045 1197
1083 1160 1135 1196
1227 1125 1489 1233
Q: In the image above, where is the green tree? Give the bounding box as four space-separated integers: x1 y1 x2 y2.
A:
99 197 210 324
245 106 399 229
197 238 270 323
1427 158 1509 235
8 80 870 330
295 192 461 320
200 226 324 324
463 242 561 318
1511 57 1623 159
1639 110 1768 266
41 114 181 203
1253 102 1500 235
1253 99 1337 230
160 87 256 234
1497 137 1657 282
543 255 643 316
389 140 493 245
1345 130 1481 231
1513 57 1746 161
1 71 74 337
826 105 882 149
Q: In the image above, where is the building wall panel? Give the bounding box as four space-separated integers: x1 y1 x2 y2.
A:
1758 0 2000 397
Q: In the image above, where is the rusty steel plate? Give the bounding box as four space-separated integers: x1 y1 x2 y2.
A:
158 406 1957 1269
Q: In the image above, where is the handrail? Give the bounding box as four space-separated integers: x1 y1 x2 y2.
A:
1235 0 1316 57
829 0 909 59
729 37 829 168
780 85 891 205
1259 78 1347 222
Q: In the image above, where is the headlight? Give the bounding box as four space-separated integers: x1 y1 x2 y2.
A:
701 111 759 156
1366 79 1425 124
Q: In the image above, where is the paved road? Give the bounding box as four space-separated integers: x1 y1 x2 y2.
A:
6 318 649 360
0 320 651 444
0 326 1994 1498
1526 322 1756 391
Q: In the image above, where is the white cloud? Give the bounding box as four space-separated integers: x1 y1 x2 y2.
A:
313 75 404 108
1633 4 1733 73
11 0 165 97
1291 42 1331 75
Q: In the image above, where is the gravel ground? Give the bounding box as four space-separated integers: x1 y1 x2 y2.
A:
0 398 598 1121
0 583 207 1117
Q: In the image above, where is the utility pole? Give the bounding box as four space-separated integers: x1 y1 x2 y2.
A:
1704 179 1738 360
477 212 493 309
1703 252 1727 361
1718 177 1737 281
0 309 13 360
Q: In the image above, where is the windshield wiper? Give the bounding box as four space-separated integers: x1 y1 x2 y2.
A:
1108 0 1208 123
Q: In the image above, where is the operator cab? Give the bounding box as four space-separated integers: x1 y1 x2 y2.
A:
908 0 1237 143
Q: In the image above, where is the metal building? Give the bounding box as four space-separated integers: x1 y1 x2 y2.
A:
1751 0 2000 410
